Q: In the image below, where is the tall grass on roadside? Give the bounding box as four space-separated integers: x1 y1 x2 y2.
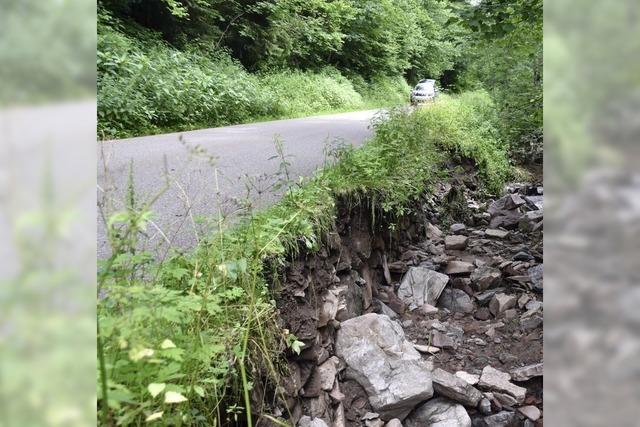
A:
97 91 511 426
97 23 411 139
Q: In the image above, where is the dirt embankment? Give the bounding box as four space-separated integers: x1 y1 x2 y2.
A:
262 163 543 427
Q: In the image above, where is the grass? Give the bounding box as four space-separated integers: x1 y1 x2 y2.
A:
97 91 511 426
97 23 411 140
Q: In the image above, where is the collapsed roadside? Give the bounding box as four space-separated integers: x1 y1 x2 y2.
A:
97 91 533 426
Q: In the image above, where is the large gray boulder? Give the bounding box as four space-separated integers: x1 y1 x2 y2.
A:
397 267 449 310
335 314 434 420
404 398 471 427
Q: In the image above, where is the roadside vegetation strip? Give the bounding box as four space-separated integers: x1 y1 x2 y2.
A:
97 91 511 425
97 21 410 139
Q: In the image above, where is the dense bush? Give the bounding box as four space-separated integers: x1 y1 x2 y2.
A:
450 0 543 164
97 24 411 138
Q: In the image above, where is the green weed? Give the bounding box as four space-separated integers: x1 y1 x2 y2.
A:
97 23 412 139
97 91 511 425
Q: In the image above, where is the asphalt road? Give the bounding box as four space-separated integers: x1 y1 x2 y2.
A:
97 109 380 258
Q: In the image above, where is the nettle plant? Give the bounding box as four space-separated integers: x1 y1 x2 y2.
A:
97 144 310 426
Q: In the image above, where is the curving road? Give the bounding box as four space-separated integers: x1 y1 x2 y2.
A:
97 109 380 259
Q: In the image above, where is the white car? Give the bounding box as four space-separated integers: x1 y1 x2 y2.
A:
410 79 438 104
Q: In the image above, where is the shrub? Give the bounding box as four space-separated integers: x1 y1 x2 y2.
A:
97 24 411 138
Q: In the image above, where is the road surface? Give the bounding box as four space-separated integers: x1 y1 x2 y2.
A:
97 109 380 258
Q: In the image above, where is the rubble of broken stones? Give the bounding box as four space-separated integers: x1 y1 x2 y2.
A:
277 183 543 427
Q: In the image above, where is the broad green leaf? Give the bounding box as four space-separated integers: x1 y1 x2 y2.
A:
164 391 188 404
129 348 154 361
290 339 304 355
161 339 176 349
145 411 163 422
147 383 166 398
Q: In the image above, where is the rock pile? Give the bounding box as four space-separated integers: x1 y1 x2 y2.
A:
274 181 543 426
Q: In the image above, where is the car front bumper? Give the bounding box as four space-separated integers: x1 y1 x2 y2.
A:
411 95 435 103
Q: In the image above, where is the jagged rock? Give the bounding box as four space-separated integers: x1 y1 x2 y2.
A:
478 411 517 427
489 210 521 229
509 363 543 382
331 276 364 322
450 279 473 300
426 222 444 241
503 309 518 320
488 293 517 317
361 265 374 309
470 266 501 291
524 195 543 210
420 303 439 315
445 261 476 275
512 251 533 262
487 198 506 216
475 288 503 306
467 337 487 346
478 366 526 404
507 193 526 209
302 366 323 397
318 288 339 327
520 315 542 331
307 392 332 419
517 294 531 309
474 307 491 321
528 264 543 293
524 300 542 312
492 392 516 407
450 223 467 234
335 314 434 420
388 261 409 273
414 344 441 354
397 267 449 310
363 412 384 427
445 235 469 250
498 353 518 365
329 381 345 403
432 368 483 407
431 331 456 349
351 230 372 259
478 398 492 415
485 229 509 239
438 288 475 314
334 404 346 427
377 300 399 320
384 419 403 427
404 398 471 427
317 357 341 391
429 244 445 255
518 405 541 421
301 344 329 364
385 288 407 315
298 415 329 427
455 371 480 386
519 210 543 232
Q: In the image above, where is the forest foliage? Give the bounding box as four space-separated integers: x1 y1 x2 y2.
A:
98 0 541 163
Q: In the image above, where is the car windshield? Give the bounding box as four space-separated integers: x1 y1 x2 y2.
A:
415 83 433 92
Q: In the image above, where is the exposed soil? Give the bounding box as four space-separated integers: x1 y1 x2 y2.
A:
265 162 543 427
